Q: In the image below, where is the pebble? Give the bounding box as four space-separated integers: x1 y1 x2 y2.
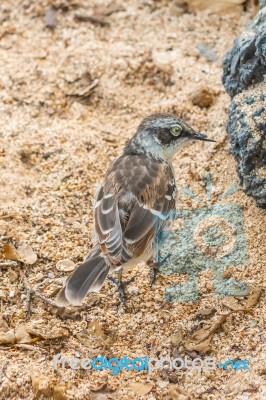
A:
127 285 139 295
35 272 44 281
56 259 76 272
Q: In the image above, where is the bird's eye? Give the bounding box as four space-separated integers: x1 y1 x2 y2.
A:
170 125 182 136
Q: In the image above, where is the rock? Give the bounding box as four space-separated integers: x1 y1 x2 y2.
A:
222 4 266 208
222 6 266 98
190 86 216 108
227 83 266 208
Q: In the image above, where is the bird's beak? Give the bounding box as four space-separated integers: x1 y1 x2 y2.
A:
192 131 216 142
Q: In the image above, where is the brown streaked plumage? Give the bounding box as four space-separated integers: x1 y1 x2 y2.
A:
56 113 215 307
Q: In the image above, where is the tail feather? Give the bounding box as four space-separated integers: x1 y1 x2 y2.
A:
89 267 110 292
55 250 109 307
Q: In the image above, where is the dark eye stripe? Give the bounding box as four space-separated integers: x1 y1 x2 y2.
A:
156 128 171 145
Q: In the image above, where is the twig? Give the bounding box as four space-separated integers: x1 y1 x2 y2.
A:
0 213 22 220
74 13 110 27
0 361 10 382
14 343 48 353
23 278 62 318
32 290 60 308
0 261 18 268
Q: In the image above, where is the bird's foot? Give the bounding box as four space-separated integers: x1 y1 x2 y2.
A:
108 276 135 303
146 259 162 286
150 263 159 286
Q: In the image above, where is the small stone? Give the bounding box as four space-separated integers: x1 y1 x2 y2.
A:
158 380 169 389
56 259 76 272
35 272 44 281
127 285 139 295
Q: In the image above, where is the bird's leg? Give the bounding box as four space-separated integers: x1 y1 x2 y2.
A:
108 269 135 303
147 258 159 286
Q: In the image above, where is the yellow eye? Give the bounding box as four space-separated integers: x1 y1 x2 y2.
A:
171 125 182 136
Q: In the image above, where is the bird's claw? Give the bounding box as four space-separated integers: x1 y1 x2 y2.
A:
108 276 135 303
150 264 159 286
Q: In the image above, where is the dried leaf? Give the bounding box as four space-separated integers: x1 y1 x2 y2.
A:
195 308 216 319
53 384 67 400
67 79 99 101
0 315 32 344
76 333 100 358
222 296 241 311
185 314 227 353
0 329 16 344
15 325 32 344
94 3 125 16
0 313 15 344
167 384 188 400
224 375 252 395
31 374 54 398
0 314 9 332
197 308 216 316
128 382 153 396
91 382 108 392
187 0 245 14
3 243 20 261
27 322 69 340
88 320 105 338
17 243 37 264
31 372 67 400
246 287 262 309
77 320 115 357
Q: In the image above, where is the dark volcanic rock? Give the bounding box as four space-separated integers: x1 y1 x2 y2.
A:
222 4 266 208
222 7 266 98
227 83 266 208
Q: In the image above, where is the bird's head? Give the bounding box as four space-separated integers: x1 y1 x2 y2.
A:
127 113 215 161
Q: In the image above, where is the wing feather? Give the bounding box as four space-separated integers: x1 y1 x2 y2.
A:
93 154 176 266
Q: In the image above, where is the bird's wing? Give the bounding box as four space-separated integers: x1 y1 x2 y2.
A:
121 156 176 258
94 184 123 265
94 154 176 264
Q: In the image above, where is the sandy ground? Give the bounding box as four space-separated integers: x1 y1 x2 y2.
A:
0 1 265 399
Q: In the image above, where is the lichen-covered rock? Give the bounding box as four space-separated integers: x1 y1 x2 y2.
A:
222 4 266 208
222 6 266 98
227 83 266 208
